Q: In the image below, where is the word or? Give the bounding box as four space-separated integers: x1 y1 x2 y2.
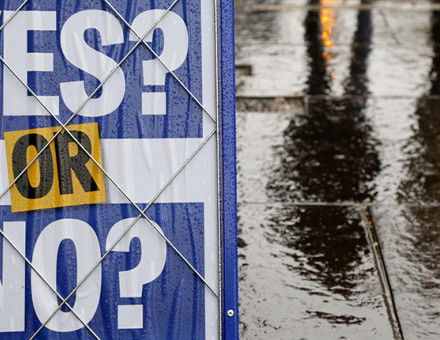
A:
4 123 105 212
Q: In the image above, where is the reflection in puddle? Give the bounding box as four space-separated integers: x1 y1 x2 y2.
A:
265 205 371 297
380 5 440 338
398 4 440 277
263 0 385 330
320 0 339 62
236 0 440 338
399 7 440 204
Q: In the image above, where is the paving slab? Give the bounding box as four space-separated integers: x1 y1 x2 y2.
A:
236 3 433 98
236 6 425 47
368 97 440 204
237 109 300 204
372 205 440 339
239 203 394 339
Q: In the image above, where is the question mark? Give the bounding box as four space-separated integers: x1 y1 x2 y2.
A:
106 218 167 329
130 9 189 116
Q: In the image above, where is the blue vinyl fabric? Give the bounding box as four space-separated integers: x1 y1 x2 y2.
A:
0 0 203 139
219 0 239 338
0 204 205 339
0 0 221 339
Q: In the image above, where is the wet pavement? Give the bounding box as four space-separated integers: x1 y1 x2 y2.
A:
236 0 440 338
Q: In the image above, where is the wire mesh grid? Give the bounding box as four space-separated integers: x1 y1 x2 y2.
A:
0 0 222 339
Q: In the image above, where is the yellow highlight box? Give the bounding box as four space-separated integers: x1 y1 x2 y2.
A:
4 123 106 212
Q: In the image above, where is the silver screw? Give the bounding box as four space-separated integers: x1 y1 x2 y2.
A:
227 309 235 317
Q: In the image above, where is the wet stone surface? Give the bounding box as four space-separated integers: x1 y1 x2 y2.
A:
238 203 393 339
236 0 440 339
372 205 440 339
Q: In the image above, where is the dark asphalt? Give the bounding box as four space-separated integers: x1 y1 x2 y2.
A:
236 0 440 339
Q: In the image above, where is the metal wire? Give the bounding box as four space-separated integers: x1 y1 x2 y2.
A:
34 129 218 328
29 130 217 340
0 0 181 202
0 18 216 295
213 0 224 337
0 229 101 339
0 0 113 338
0 0 30 31
102 0 217 123
0 0 184 337
0 0 221 337
12 4 219 339
0 7 187 336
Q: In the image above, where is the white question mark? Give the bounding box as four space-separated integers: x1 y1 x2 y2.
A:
106 218 167 329
130 10 189 116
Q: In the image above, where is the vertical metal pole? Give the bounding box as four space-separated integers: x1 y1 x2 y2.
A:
214 0 223 337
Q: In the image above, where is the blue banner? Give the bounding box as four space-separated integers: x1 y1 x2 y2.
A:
0 0 218 339
0 0 203 138
0 203 205 339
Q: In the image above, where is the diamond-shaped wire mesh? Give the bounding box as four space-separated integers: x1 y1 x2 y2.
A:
0 0 220 338
0 229 101 339
101 0 216 122
0 1 100 337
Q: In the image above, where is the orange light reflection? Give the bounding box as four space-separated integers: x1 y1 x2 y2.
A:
320 0 338 63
